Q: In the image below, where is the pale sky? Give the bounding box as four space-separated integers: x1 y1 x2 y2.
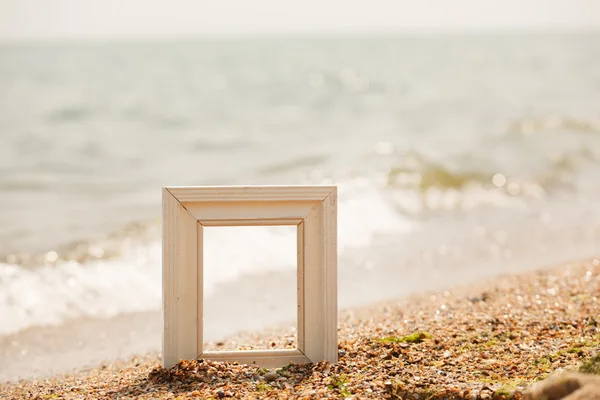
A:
1 0 599 41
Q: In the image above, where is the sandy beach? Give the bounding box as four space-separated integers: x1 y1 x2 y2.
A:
1 256 598 399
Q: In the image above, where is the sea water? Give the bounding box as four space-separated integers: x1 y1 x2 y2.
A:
1 33 600 336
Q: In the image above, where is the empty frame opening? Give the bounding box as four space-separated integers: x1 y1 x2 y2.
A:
202 225 298 351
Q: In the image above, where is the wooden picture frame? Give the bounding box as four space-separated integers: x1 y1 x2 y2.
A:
162 185 338 368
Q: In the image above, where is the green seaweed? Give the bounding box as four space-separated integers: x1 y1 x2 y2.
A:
276 363 295 377
256 382 273 392
493 378 530 399
379 332 432 344
579 353 600 375
568 339 600 354
327 374 351 397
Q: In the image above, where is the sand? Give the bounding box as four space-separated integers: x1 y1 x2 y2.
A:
1 257 598 399
0 311 163 382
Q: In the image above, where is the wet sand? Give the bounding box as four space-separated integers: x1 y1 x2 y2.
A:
0 311 163 383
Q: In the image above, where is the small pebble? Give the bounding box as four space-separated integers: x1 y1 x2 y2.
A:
264 371 278 382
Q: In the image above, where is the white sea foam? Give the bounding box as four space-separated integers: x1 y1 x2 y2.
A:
0 180 413 336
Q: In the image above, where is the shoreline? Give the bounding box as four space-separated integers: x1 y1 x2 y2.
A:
5 250 587 384
0 310 163 383
1 256 598 398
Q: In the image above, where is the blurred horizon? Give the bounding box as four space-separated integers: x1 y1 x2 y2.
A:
1 0 600 43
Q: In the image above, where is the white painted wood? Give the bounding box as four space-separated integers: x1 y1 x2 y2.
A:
162 188 177 368
162 185 337 368
199 218 302 227
301 204 325 362
296 221 305 351
196 222 204 355
322 190 338 362
183 200 317 222
296 190 338 363
162 188 199 368
167 185 336 202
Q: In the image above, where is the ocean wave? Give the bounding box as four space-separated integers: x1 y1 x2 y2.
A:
374 143 600 214
3 140 596 269
0 180 413 335
385 151 488 191
383 150 548 197
1 221 159 267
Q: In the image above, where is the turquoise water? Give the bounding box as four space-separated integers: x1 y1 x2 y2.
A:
0 33 599 335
